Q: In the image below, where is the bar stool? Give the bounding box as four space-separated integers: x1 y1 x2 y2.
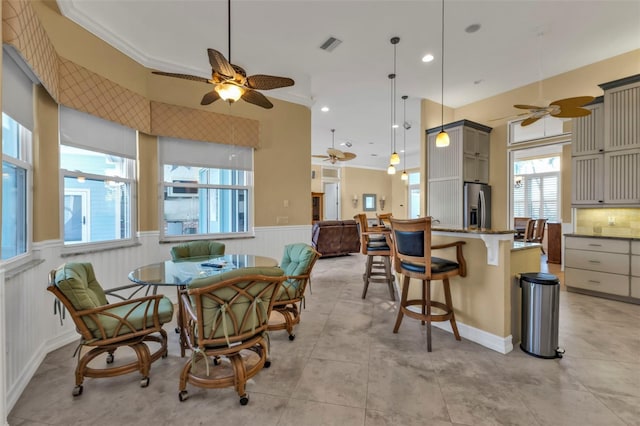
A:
354 214 395 300
389 217 467 352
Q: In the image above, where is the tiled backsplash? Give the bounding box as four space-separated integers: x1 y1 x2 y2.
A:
574 208 640 237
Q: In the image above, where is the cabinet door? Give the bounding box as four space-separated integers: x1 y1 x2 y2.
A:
604 149 640 204
571 154 604 205
463 154 489 183
572 103 604 156
428 126 462 179
427 178 462 228
604 81 640 151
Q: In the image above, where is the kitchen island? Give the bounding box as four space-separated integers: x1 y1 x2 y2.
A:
397 227 541 354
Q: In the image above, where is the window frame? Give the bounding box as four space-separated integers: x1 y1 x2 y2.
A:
158 139 254 242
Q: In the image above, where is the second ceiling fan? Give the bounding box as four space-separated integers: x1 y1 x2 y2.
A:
313 129 357 164
151 0 294 109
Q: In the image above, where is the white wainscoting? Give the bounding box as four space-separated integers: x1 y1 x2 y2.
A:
1 225 311 415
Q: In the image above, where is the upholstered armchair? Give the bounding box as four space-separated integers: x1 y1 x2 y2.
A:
268 243 321 340
48 262 174 396
170 241 226 260
178 266 285 405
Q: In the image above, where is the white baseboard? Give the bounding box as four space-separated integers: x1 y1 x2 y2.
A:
406 305 514 354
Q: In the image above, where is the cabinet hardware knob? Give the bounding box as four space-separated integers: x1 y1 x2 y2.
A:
588 260 601 264
588 280 600 284
588 244 602 247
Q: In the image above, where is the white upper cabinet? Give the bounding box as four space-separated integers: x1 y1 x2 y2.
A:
572 101 604 156
602 76 640 151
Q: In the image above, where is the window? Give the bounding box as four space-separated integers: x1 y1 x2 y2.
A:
59 107 136 248
2 50 34 262
160 137 253 239
513 156 561 222
408 172 420 219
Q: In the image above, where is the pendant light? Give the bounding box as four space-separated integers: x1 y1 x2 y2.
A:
401 95 409 181
436 0 450 148
388 37 400 173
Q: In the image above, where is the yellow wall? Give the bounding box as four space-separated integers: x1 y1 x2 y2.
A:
341 167 392 221
28 0 311 234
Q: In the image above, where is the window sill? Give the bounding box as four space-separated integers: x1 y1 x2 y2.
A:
2 258 45 279
159 232 255 244
61 239 141 257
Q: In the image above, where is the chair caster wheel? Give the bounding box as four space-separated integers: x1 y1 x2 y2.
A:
178 390 189 402
106 354 114 364
239 395 249 405
72 385 83 397
162 350 168 359
288 334 296 341
264 360 271 368
140 377 150 388
175 327 180 334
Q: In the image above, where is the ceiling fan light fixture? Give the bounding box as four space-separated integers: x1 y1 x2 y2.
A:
436 130 450 147
215 82 244 102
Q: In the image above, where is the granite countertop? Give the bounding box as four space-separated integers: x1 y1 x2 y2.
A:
512 241 542 251
433 227 516 235
564 233 640 241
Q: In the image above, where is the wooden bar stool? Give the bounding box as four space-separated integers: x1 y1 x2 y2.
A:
354 214 395 301
389 217 467 352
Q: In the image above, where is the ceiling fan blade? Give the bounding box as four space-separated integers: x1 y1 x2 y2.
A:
550 107 592 118
338 152 357 161
152 71 210 84
327 148 345 159
490 112 531 122
514 104 547 110
241 89 273 109
550 96 595 109
521 116 544 127
312 155 329 159
207 48 235 78
200 91 220 106
246 75 295 90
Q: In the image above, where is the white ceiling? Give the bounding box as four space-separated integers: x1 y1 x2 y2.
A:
57 0 640 170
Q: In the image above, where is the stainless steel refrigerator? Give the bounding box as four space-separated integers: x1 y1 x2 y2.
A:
464 183 491 229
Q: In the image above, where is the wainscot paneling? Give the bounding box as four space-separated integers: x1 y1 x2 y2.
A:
1 225 311 414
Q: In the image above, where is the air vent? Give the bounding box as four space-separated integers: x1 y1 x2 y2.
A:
322 167 340 179
320 37 342 52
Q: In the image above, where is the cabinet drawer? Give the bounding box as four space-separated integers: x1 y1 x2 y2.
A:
565 249 629 274
632 277 640 299
565 237 629 253
633 241 640 255
633 255 640 277
566 268 629 296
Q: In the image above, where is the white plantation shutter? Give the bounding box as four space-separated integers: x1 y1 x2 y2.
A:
518 172 560 222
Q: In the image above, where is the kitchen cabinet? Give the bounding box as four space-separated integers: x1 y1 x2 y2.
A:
546 222 562 264
427 120 492 228
571 75 640 206
632 241 640 299
565 236 636 302
311 192 323 224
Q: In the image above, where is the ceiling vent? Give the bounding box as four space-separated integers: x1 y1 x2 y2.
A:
320 37 342 52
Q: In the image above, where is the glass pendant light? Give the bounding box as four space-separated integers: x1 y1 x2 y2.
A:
436 0 450 148
389 37 400 165
401 95 409 180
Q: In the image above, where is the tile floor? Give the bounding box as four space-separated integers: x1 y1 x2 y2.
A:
9 253 640 425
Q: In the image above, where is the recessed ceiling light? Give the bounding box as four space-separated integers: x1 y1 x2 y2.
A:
321 106 330 112
422 54 434 63
465 23 481 33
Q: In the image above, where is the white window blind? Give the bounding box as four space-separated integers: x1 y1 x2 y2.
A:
160 137 253 170
2 49 35 130
513 172 559 222
59 106 136 158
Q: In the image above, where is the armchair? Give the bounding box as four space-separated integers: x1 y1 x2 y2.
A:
170 241 225 260
178 266 285 405
48 262 174 396
268 243 321 340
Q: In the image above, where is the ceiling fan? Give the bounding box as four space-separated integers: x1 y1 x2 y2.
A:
511 96 595 126
151 0 294 109
312 129 357 164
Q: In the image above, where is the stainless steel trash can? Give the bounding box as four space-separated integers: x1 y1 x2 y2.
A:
520 272 564 359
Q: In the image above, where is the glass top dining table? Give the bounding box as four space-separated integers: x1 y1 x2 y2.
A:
128 254 279 287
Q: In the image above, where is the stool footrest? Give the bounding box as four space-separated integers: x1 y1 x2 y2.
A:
400 300 453 323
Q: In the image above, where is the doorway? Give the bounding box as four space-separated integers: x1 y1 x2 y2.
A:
323 182 340 220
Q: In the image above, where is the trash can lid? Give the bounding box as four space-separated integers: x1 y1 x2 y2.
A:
520 272 559 285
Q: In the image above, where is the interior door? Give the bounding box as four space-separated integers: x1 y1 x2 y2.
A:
323 182 340 220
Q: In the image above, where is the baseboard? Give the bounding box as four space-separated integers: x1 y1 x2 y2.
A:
405 305 514 354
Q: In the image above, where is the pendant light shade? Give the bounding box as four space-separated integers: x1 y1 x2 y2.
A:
390 152 400 165
401 170 408 181
437 0 450 148
387 164 396 175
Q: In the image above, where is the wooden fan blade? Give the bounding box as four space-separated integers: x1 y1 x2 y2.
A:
241 89 273 109
338 152 357 161
200 91 220 105
246 75 295 90
207 48 235 78
550 96 595 109
521 116 544 127
312 155 329 159
550 107 592 118
490 112 531 122
152 71 210 84
514 104 547 110
327 148 345 159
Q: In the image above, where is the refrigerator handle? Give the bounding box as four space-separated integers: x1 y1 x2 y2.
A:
479 190 486 229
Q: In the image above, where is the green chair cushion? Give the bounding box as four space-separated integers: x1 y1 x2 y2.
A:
187 266 284 339
171 241 225 260
97 296 174 339
277 243 315 301
54 262 108 311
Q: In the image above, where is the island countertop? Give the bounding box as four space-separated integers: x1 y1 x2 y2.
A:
433 227 516 235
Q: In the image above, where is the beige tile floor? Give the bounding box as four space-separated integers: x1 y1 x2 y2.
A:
9 253 640 425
